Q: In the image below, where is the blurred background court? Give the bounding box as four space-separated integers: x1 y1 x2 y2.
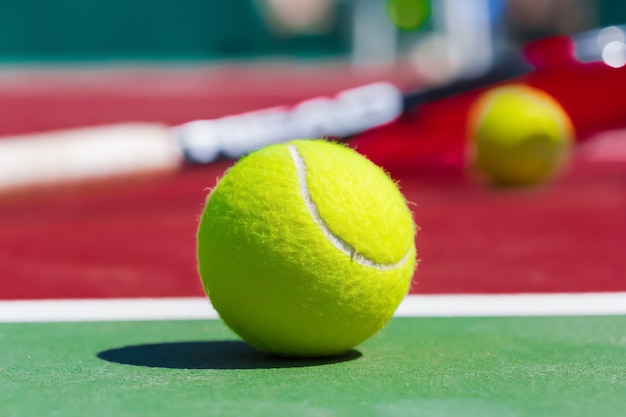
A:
1 0 626 297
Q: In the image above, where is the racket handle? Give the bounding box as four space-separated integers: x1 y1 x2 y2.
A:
0 123 183 197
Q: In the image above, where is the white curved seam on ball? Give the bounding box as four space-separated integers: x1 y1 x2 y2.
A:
287 145 410 271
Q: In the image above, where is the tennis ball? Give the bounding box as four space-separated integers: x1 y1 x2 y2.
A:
197 139 417 357
468 84 575 187
387 0 431 31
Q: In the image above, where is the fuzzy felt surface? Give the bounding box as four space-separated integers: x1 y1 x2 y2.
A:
296 140 415 265
197 140 417 356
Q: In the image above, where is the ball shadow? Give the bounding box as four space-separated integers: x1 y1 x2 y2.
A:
97 340 362 370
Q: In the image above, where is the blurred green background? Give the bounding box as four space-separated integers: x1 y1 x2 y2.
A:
0 0 351 61
0 0 622 63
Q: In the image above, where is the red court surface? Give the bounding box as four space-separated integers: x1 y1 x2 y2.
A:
0 65 625 301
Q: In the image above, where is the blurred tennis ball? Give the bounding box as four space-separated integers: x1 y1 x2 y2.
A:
386 0 431 31
468 84 575 187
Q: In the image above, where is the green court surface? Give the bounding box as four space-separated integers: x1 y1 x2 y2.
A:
2 316 625 417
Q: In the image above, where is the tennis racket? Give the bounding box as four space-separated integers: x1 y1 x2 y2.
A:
0 25 621 197
0 55 531 197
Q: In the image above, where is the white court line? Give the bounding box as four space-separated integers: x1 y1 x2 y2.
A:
1 293 626 323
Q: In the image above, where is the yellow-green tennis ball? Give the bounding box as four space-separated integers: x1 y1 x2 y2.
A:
387 0 431 31
197 139 417 357
468 84 575 187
